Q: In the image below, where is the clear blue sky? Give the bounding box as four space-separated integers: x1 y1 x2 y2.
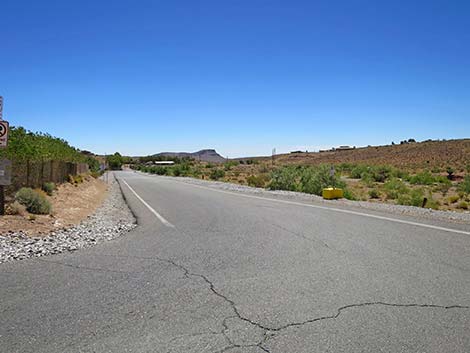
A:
2 0 469 157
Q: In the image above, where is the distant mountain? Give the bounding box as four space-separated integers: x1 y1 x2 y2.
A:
154 149 226 163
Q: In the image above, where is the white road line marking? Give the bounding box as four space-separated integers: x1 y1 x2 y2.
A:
174 179 470 236
121 179 175 228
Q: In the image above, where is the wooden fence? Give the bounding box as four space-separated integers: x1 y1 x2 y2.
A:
5 160 89 197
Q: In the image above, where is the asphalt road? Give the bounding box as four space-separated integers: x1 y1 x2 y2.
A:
1 171 470 352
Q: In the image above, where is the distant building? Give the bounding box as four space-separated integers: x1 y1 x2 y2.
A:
145 161 175 165
336 146 356 151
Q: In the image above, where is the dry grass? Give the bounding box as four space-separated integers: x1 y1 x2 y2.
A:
0 176 108 236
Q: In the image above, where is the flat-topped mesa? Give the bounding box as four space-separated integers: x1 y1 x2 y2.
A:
153 149 226 163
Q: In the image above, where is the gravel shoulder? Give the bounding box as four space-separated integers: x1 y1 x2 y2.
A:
0 173 136 263
137 172 470 225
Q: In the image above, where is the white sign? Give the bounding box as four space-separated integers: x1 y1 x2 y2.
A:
330 166 335 177
0 120 9 148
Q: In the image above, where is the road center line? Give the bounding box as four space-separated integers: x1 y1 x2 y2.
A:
173 178 470 236
121 179 175 228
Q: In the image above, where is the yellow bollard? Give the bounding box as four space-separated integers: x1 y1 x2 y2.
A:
322 187 344 199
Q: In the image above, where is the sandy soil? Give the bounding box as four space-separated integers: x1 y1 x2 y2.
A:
0 176 108 236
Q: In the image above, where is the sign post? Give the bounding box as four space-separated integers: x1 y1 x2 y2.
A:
0 160 11 215
0 96 10 215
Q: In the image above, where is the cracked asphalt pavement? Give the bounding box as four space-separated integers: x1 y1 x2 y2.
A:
1 171 470 352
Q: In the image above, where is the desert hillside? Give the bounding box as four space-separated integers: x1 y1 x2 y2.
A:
271 139 470 171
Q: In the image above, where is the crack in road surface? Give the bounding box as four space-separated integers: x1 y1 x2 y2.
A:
111 254 469 353
41 254 470 352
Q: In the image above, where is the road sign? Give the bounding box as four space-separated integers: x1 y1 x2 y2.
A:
0 159 12 186
0 120 9 148
330 165 335 177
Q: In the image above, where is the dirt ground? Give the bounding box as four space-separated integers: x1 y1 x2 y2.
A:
0 176 108 236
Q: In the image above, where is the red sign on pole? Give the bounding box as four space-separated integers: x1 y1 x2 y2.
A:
0 120 9 148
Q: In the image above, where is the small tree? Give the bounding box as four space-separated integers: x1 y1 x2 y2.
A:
107 152 124 170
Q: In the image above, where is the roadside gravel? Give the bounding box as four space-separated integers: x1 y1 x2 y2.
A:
0 173 136 264
148 174 470 225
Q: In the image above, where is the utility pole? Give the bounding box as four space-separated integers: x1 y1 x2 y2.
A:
272 148 276 167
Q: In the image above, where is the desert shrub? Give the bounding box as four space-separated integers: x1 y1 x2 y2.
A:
247 174 270 188
397 188 425 207
171 166 182 176
15 187 52 214
74 174 84 184
337 163 354 173
458 201 469 210
446 167 454 180
368 189 380 199
153 166 168 175
300 165 346 196
209 169 225 180
459 176 470 194
448 195 460 204
6 201 27 215
343 189 357 200
224 161 239 171
269 166 300 191
370 165 392 183
408 171 436 185
384 178 409 200
426 198 441 210
86 156 101 173
106 152 124 170
433 182 451 195
259 164 270 173
350 165 368 179
42 182 56 196
190 167 202 178
269 165 346 196
205 163 215 169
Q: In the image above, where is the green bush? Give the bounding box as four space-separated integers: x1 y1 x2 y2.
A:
397 188 425 207
343 189 357 200
384 178 409 200
458 201 469 210
150 166 168 175
269 166 301 191
247 174 270 188
106 152 124 170
42 182 56 196
0 126 88 163
300 165 346 196
368 189 380 199
426 198 441 210
459 176 470 194
209 169 225 180
86 156 101 173
15 187 52 214
224 161 239 171
408 171 436 185
269 165 346 196
350 165 368 179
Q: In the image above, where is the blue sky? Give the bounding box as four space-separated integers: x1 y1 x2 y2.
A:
1 0 469 157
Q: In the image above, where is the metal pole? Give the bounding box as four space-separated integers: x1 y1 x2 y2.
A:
0 185 4 215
